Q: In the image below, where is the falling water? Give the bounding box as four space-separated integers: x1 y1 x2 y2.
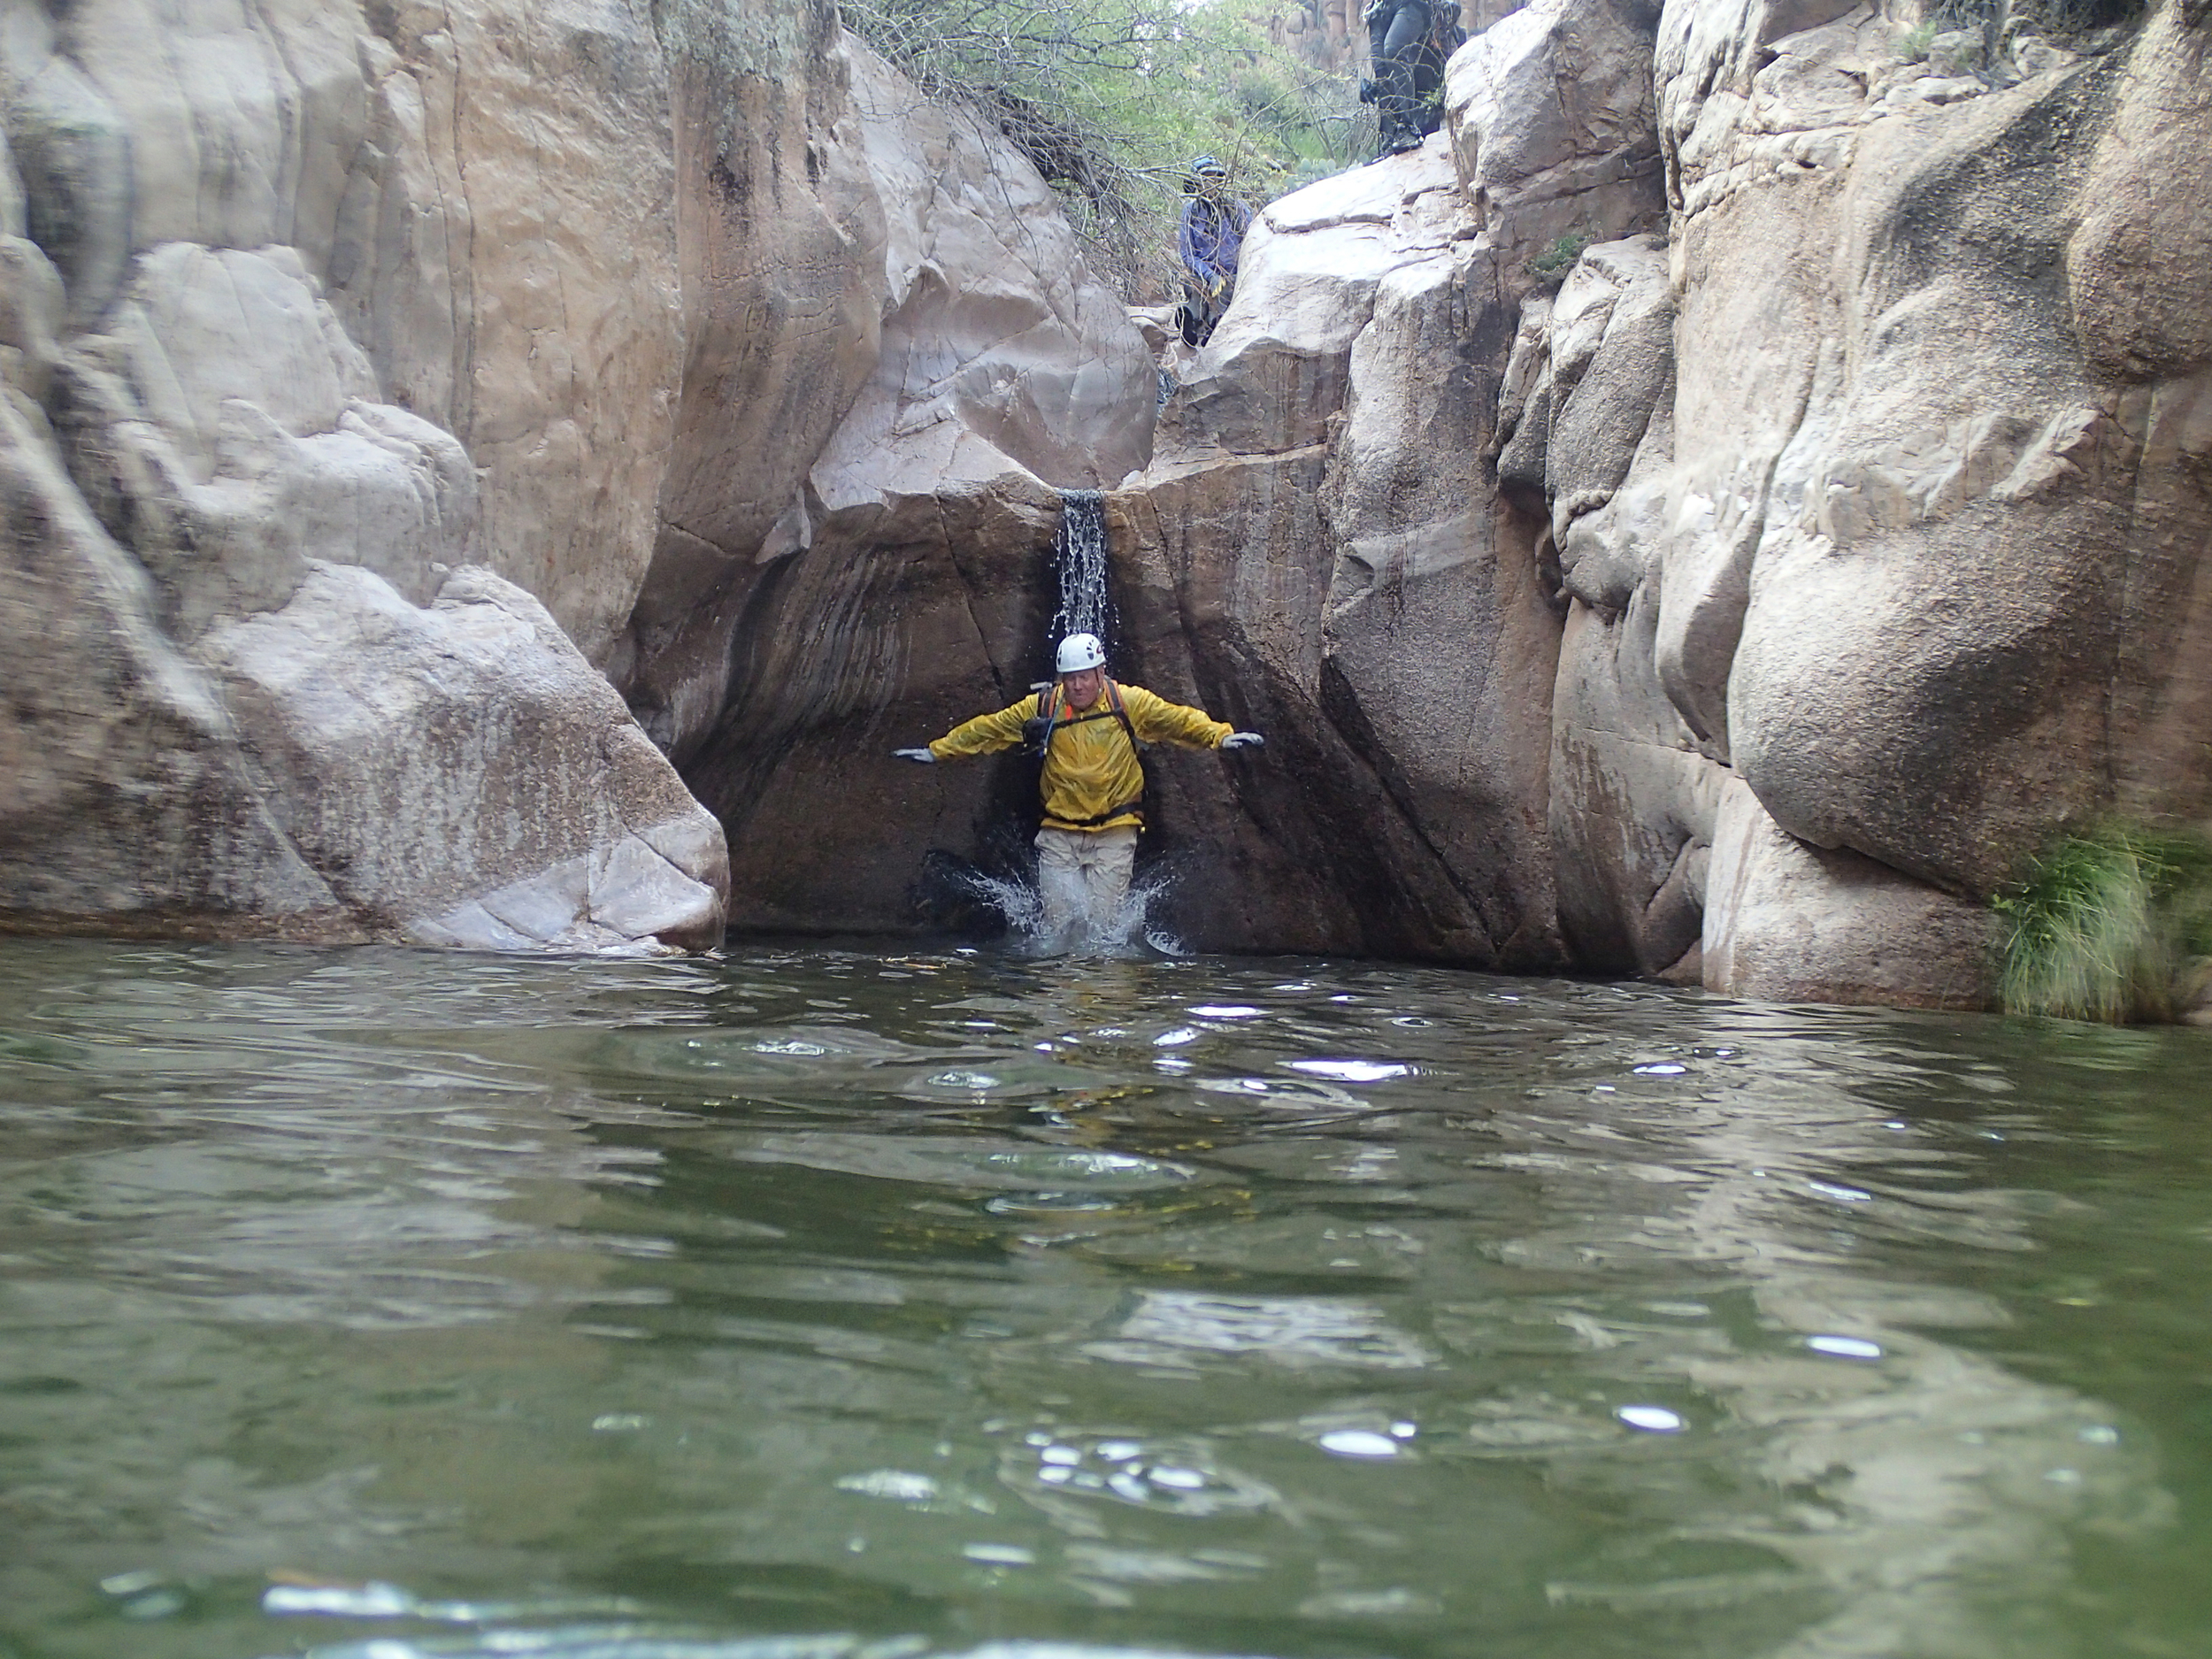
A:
1049 488 1113 649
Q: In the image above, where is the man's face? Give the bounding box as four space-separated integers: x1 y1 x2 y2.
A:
1062 666 1106 706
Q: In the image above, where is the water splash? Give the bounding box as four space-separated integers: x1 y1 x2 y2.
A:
1049 489 1112 650
923 853 1184 957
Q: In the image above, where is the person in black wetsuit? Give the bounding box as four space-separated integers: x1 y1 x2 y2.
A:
1362 0 1464 159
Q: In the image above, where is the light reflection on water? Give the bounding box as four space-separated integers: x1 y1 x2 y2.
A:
0 941 2208 1659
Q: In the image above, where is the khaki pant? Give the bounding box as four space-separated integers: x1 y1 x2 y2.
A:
1034 826 1138 942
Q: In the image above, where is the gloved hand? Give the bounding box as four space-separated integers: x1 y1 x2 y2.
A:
1208 273 1228 302
893 747 936 764
1219 732 1264 750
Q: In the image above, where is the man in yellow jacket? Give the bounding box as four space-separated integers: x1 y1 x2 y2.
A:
895 632 1263 942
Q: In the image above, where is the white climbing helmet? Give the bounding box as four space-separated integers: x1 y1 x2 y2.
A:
1056 633 1107 674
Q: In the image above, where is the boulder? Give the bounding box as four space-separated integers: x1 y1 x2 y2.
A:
53 242 473 638
1317 234 1568 965
2067 2 2212 384
1702 778 1996 1007
1164 155 1459 457
5 0 687 659
1445 0 1668 273
0 389 346 936
1719 68 2137 897
204 565 727 951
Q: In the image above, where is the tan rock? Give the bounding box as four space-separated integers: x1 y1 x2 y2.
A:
1445 0 1668 274
0 388 349 936
204 564 727 951
1702 777 1996 1007
632 0 887 750
684 477 1065 936
1517 243 1732 973
1320 236 1568 964
365 0 683 659
1162 150 1461 457
1112 448 1518 958
53 242 473 639
13 0 687 658
0 0 723 953
1718 75 2136 895
2067 6 2212 381
3 55 132 327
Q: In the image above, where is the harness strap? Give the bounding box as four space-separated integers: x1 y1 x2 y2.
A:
1031 679 1148 827
1104 678 1142 755
1034 680 1144 758
1050 797 1144 829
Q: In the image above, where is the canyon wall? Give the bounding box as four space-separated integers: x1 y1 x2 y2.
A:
9 0 2212 1007
0 0 726 947
1517 0 2212 1005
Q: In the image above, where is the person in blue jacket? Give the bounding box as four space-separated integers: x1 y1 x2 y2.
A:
1176 156 1254 348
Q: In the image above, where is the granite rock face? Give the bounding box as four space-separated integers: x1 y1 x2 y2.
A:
204 565 726 952
1079 0 1667 964
12 0 2212 1012
1481 0 2212 1007
0 0 1152 953
0 0 724 949
1078 0 2211 1000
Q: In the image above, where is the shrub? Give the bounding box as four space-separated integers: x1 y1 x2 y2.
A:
1993 825 2212 1022
1897 18 1941 57
840 0 1360 298
1529 230 1592 278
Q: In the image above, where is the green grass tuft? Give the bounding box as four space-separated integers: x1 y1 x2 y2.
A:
1896 18 1941 58
1993 826 2212 1023
1529 231 1592 278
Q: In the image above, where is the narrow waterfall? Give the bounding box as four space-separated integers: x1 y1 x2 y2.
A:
1049 489 1112 651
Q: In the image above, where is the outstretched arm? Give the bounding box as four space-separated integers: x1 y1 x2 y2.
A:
895 694 1041 763
1122 685 1238 749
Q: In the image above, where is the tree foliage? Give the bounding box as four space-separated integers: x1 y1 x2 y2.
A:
839 0 1367 297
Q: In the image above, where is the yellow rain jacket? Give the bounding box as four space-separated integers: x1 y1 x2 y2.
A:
928 680 1233 832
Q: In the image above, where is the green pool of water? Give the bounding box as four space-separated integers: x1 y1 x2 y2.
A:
2 940 2208 1659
